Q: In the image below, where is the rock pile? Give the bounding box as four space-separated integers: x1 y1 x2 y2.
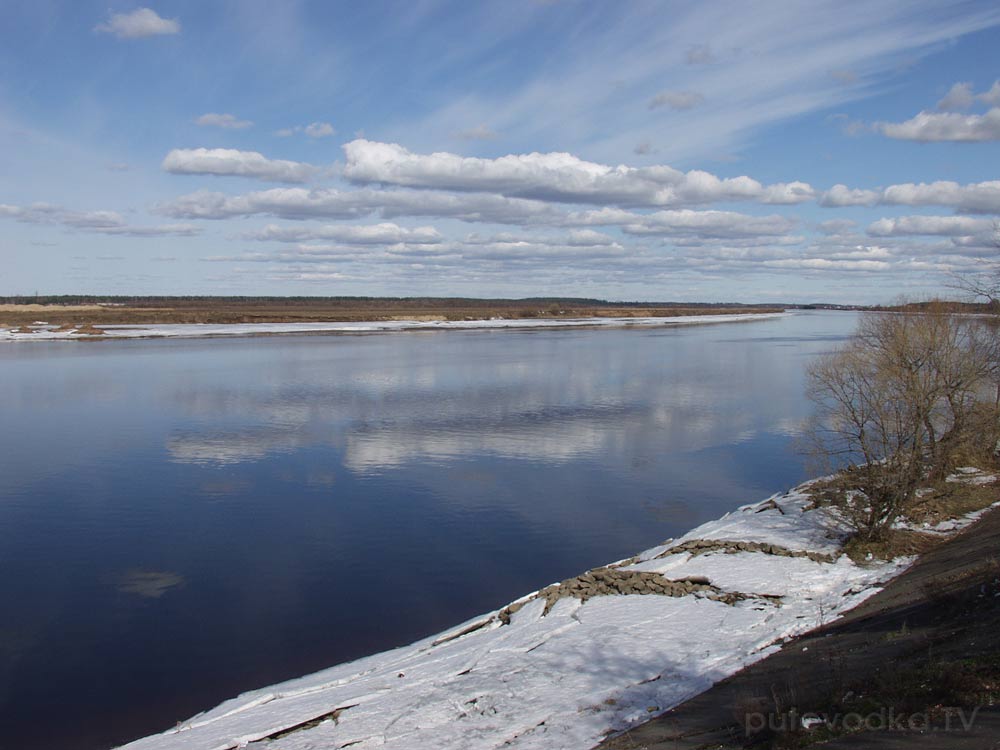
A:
655 538 836 564
497 567 772 624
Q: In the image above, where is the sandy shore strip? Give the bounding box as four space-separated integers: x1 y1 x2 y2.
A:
114 467 999 750
0 313 788 342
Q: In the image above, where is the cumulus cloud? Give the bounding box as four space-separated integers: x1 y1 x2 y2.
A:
162 148 322 183
764 258 889 272
867 215 992 237
621 209 795 239
157 187 565 225
275 122 336 138
880 180 1000 212
217 230 628 267
878 107 1000 142
304 122 336 138
341 139 814 208
196 113 253 130
648 90 704 111
244 223 443 245
820 179 1000 214
94 8 180 39
0 202 199 236
937 82 974 111
565 229 618 246
979 81 1000 107
819 184 881 207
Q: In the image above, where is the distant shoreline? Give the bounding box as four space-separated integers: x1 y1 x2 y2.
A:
0 298 787 329
0 311 790 342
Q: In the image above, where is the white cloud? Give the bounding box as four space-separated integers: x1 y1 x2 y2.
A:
937 82 974 111
979 80 1000 107
867 215 992 237
648 91 704 111
819 184 881 207
157 187 565 225
878 107 1000 142
162 148 322 183
244 223 443 245
621 209 796 239
880 180 1000 212
763 258 889 271
819 179 1000 213
565 229 618 246
0 202 199 236
94 8 180 39
304 122 336 138
196 113 253 130
275 122 336 138
341 139 814 208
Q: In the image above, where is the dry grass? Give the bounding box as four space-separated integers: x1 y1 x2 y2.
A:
0 303 107 312
843 529 942 562
907 479 1000 526
804 461 999 562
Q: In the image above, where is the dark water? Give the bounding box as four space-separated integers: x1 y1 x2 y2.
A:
0 311 855 749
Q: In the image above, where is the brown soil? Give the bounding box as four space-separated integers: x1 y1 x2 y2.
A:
0 297 783 328
595 502 1000 750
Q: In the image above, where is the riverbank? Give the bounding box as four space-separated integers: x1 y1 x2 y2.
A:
599 491 1000 749
116 464 997 750
0 312 787 341
0 298 784 329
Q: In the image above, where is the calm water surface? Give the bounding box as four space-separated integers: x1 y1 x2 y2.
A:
0 311 855 749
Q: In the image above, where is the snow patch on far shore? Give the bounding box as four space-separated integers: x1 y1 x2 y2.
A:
0 313 787 342
117 483 933 750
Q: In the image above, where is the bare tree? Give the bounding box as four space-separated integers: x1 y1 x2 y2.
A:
807 308 998 540
807 333 927 540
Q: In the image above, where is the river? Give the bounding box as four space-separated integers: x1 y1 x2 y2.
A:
0 310 856 749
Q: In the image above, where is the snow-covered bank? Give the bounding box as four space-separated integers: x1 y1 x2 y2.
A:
118 479 932 750
0 313 786 342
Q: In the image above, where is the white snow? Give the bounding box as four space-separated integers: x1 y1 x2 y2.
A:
0 313 787 342
116 481 938 750
945 467 998 486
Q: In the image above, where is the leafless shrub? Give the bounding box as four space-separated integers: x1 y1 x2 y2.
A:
806 306 998 540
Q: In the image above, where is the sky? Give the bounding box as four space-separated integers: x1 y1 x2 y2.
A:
2 1 1000 304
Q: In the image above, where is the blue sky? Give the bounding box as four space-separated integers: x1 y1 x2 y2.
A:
2 0 1000 303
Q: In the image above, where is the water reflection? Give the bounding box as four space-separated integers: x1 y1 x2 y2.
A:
156 322 820 474
0 311 856 750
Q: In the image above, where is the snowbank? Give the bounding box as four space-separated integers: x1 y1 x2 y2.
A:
0 313 786 342
118 484 919 750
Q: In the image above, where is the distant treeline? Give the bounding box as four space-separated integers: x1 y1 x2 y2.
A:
877 299 1000 314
